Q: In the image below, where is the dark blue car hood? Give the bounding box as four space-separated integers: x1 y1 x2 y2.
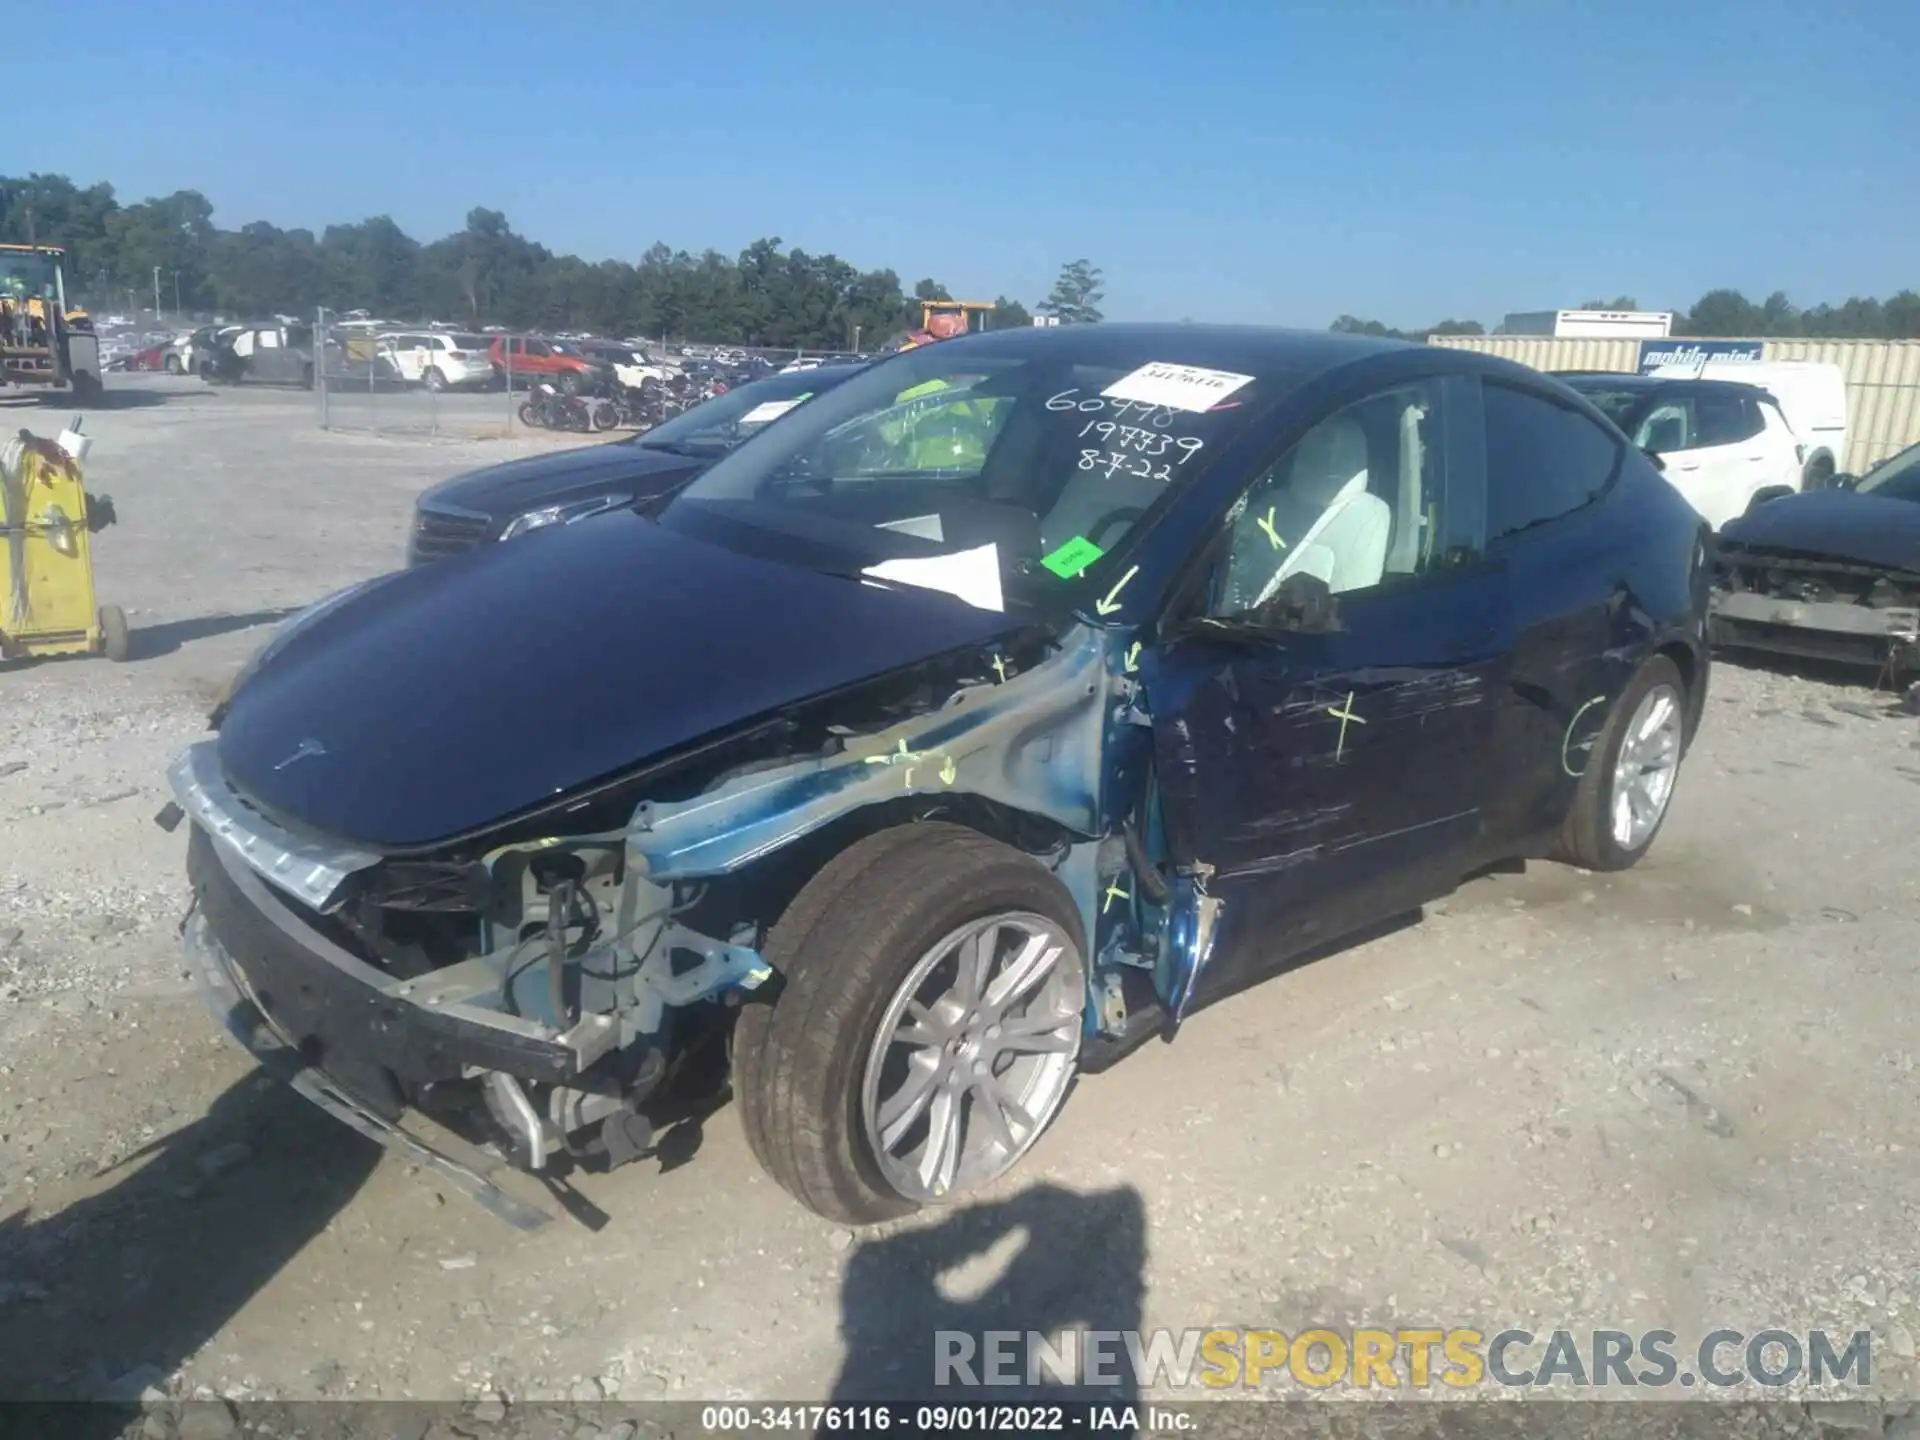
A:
1719 489 1920 574
217 513 1023 848
418 440 705 523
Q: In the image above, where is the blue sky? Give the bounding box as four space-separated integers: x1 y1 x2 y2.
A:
41 0 1920 326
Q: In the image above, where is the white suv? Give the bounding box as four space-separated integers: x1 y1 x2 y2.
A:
1561 373 1805 530
381 332 496 391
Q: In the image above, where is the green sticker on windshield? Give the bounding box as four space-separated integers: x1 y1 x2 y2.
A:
1041 535 1105 578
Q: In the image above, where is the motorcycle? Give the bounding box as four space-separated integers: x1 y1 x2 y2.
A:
518 382 593 432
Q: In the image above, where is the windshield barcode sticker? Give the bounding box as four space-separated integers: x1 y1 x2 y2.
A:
1101 362 1254 413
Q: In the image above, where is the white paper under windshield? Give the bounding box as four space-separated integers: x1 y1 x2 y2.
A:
861 542 1004 612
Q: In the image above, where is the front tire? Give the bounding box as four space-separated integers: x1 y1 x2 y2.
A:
165 354 183 375
734 823 1087 1224
1550 655 1688 871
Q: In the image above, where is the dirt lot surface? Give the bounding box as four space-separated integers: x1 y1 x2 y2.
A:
2 376 1918 1433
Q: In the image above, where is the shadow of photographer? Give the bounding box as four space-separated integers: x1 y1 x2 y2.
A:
0 1069 380 1435
827 1182 1148 1410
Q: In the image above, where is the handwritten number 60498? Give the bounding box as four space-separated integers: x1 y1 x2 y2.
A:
1044 388 1176 428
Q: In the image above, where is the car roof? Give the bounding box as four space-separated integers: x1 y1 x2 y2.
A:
936 321 1414 381
1557 371 1780 402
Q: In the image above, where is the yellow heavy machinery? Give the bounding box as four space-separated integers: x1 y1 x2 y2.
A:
917 298 997 337
0 243 103 402
0 421 126 663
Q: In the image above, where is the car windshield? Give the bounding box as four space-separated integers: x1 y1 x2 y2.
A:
656 339 1286 612
636 372 847 455
1856 442 1920 502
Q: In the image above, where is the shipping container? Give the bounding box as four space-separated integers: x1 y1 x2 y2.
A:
1498 309 1674 339
1428 334 1920 473
1429 334 1642 376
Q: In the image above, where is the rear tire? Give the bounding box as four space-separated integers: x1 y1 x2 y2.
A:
1549 655 1688 871
557 371 581 397
424 366 447 393
734 822 1086 1225
99 606 130 663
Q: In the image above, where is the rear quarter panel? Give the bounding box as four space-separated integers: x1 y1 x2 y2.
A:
1489 447 1710 845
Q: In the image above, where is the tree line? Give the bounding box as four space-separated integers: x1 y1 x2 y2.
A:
1332 289 1920 342
0 172 1065 348
20 170 1909 344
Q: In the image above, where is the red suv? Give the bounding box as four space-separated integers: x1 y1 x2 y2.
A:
488 335 608 394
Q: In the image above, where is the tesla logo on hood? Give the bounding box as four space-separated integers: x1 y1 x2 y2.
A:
273 738 328 770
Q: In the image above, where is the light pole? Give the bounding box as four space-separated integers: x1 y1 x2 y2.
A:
172 272 181 317
152 266 162 323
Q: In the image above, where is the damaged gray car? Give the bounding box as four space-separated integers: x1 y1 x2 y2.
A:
163 324 1710 1227
1711 437 1920 681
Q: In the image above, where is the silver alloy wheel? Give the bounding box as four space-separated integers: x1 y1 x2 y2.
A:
1610 682 1682 850
860 912 1084 1204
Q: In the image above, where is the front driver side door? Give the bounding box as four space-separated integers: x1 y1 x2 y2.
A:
1140 373 1511 1016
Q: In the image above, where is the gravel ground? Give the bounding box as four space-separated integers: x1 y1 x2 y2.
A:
2 375 1918 1434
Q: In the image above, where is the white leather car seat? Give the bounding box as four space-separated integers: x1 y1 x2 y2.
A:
1257 415 1391 601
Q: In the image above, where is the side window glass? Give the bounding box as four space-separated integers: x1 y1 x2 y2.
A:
1484 382 1620 544
1634 400 1695 453
1693 393 1755 446
1211 378 1447 615
526 340 550 358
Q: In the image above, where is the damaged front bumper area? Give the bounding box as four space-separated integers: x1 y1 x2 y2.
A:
1709 580 1920 674
184 898 559 1231
169 742 771 1222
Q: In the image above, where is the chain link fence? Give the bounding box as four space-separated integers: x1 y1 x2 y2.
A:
315 309 527 439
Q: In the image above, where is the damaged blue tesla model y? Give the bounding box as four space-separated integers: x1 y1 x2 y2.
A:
163 324 1711 1227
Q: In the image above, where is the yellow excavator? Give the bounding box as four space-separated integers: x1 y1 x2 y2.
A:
0 243 103 403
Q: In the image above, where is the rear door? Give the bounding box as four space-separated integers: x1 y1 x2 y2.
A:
389 333 426 382
1141 373 1512 1016
1474 379 1642 840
